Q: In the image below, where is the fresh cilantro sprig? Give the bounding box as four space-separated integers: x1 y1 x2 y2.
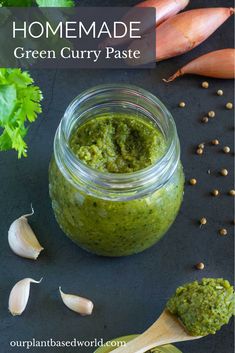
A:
36 0 75 6
0 0 75 157
0 0 32 6
0 68 43 158
0 0 75 7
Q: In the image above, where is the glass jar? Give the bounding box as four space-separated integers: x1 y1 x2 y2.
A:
49 84 184 257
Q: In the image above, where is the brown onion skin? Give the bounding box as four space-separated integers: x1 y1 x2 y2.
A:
164 49 235 82
127 8 234 66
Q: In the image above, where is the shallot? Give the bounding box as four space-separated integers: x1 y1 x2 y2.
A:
100 0 189 48
164 49 235 81
127 8 234 65
136 0 189 26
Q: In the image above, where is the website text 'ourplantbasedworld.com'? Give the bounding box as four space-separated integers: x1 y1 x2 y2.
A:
9 338 126 350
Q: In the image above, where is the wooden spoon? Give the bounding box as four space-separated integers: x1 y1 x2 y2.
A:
111 309 202 353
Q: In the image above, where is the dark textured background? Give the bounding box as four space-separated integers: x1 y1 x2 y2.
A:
0 1 234 352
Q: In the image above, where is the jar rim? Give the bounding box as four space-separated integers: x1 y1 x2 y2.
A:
54 84 180 200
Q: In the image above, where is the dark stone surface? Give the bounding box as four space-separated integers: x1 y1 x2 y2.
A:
0 1 234 352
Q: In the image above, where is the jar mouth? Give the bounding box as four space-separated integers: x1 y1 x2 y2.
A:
54 84 180 200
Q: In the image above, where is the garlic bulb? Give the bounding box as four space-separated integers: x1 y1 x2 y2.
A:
59 287 94 316
9 278 42 316
8 207 44 260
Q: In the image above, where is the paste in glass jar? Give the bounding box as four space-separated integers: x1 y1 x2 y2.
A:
49 113 184 256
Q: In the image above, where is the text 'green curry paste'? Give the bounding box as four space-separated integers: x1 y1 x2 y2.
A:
167 278 235 336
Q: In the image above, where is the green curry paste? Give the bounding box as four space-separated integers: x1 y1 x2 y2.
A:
69 114 166 173
49 113 184 256
167 278 235 336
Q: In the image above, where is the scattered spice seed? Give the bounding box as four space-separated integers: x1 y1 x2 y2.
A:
226 102 233 110
211 189 219 197
198 143 205 149
179 101 186 108
223 146 231 154
211 139 219 145
189 178 197 185
200 217 207 225
220 169 228 176
219 228 228 236
195 262 205 270
207 169 211 175
217 89 224 96
196 148 204 155
208 111 216 118
201 116 209 123
229 190 235 196
202 81 209 89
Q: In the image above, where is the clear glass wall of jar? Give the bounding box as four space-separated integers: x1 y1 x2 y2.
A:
49 84 184 257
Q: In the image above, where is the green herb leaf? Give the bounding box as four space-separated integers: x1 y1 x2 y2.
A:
36 0 75 7
0 0 75 6
0 85 17 123
0 68 43 158
0 0 33 6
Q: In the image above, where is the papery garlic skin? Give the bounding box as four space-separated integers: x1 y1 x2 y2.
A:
8 209 44 260
9 278 42 316
59 287 94 316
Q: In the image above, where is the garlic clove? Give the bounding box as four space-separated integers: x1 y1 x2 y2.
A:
8 207 44 260
9 277 43 316
59 287 94 316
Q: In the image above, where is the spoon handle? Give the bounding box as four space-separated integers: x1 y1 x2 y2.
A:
111 310 198 353
111 311 171 353
111 333 164 353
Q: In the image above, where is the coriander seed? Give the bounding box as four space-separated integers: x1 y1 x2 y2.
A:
198 143 205 149
202 81 209 89
195 262 205 270
211 189 219 197
196 148 204 155
208 111 216 118
179 101 186 108
223 146 231 154
200 217 207 225
219 228 228 236
217 89 223 96
229 190 235 196
211 139 219 145
189 178 197 185
201 116 209 123
226 102 233 110
220 169 228 176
